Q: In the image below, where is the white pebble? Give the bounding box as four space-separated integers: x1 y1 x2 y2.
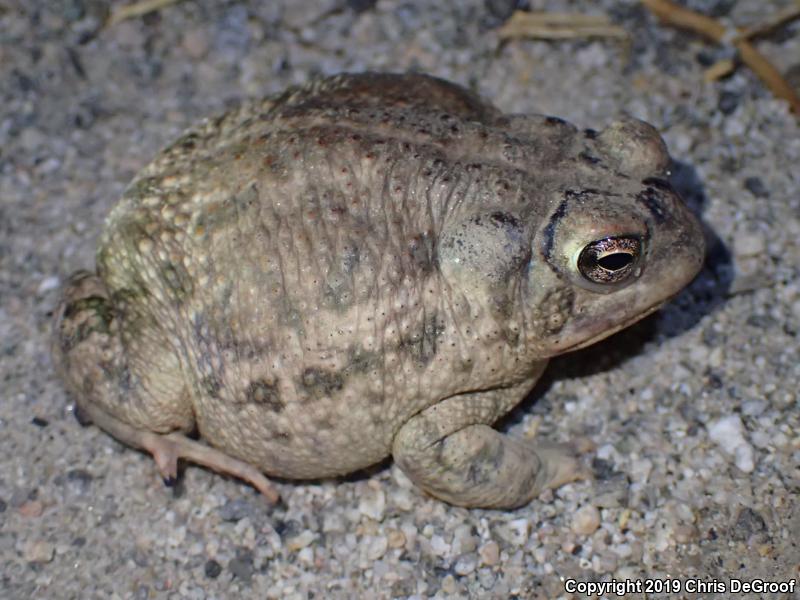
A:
630 458 653 483
709 347 724 368
670 131 693 155
572 505 601 536
37 276 60 294
451 524 477 555
358 488 386 521
735 444 755 473
576 43 608 69
707 415 755 472
734 231 766 257
689 344 710 365
400 522 418 549
429 535 450 556
297 546 314 565
596 444 617 460
723 115 746 137
612 543 632 558
322 512 345 533
366 535 388 561
454 554 478 576
741 399 767 416
654 527 672 552
390 488 414 512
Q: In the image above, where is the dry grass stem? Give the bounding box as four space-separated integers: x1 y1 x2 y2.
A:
107 0 186 27
738 3 800 40
704 58 735 82
498 11 629 40
641 0 800 114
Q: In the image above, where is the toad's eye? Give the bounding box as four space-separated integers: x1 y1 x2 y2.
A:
577 236 642 284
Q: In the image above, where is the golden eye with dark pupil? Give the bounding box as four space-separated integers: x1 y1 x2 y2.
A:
578 236 641 284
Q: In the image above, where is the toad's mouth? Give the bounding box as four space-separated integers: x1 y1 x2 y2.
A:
552 296 672 355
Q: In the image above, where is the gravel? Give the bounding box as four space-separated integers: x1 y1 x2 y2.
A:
1 0 799 598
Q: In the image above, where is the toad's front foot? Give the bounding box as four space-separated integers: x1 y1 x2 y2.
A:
76 402 280 503
392 389 591 509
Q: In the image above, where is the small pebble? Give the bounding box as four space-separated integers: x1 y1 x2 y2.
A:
440 574 457 594
479 541 500 566
611 543 632 558
297 546 314 565
743 176 769 198
717 90 740 114
204 559 222 579
592 553 617 574
386 528 406 549
451 524 477 555
454 553 478 576
734 444 755 473
20 127 47 151
63 469 94 495
389 488 414 511
708 415 755 473
229 549 254 582
285 530 315 552
322 512 345 533
24 540 54 563
733 507 767 540
37 276 60 294
358 487 386 521
366 535 388 561
182 28 210 59
399 523 418 549
674 524 698 543
572 505 601 536
734 231 766 257
477 568 496 590
429 534 449 556
18 500 44 518
494 518 529 547
630 458 653 483
218 498 252 522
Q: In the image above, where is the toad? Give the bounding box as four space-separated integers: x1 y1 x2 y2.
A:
52 73 704 508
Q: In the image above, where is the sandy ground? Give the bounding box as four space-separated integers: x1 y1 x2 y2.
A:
1 0 798 598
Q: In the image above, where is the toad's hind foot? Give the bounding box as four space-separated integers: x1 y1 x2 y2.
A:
78 402 280 503
529 440 593 490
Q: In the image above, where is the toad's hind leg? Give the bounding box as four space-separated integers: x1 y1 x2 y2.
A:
52 271 279 502
392 385 588 509
77 403 279 502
